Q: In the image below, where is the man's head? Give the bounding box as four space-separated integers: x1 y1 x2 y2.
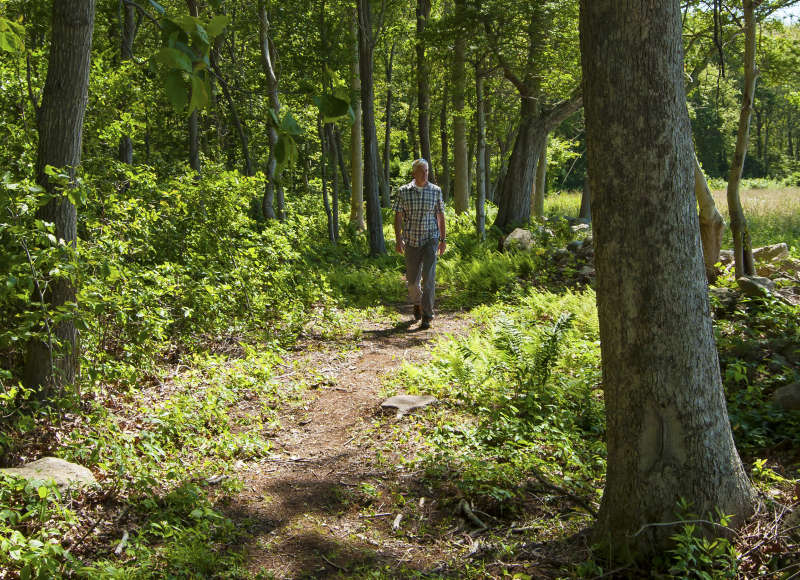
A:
412 158 429 186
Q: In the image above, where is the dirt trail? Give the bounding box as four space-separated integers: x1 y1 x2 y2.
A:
228 309 471 578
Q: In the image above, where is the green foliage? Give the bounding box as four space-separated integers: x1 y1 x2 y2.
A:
666 502 738 579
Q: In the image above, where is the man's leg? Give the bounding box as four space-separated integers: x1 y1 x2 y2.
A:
420 238 438 321
405 244 424 315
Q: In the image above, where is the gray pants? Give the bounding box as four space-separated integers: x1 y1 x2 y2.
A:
405 238 438 319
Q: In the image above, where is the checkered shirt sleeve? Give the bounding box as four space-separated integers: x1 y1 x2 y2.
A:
393 182 444 247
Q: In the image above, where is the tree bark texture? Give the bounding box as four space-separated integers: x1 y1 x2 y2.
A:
580 0 755 556
356 0 386 256
694 154 724 281
452 0 468 214
531 135 548 218
25 0 96 394
259 0 284 220
726 0 756 278
187 0 201 175
416 0 434 182
118 0 136 164
439 83 450 200
350 9 365 230
579 176 591 221
475 72 486 239
382 40 396 209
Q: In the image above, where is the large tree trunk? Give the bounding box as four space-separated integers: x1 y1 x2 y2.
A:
531 135 548 218
259 0 284 220
25 0 96 395
118 0 136 164
694 154 724 281
416 0 434 181
475 71 486 239
452 0 468 213
579 176 591 221
356 0 386 256
726 0 757 278
349 10 365 230
580 0 755 557
382 40 396 208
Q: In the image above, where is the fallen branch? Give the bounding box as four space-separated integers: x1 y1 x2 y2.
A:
632 519 735 538
458 499 488 534
359 512 392 518
320 553 346 571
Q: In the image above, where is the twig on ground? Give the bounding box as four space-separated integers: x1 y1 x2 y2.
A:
458 499 488 533
319 552 346 571
359 512 392 518
632 519 735 537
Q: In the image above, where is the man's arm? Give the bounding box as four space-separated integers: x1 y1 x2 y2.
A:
394 211 405 254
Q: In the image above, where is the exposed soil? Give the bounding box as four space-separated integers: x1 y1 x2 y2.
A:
226 307 477 578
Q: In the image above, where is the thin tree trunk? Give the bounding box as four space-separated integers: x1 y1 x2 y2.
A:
417 0 434 181
356 0 386 256
452 0 468 213
187 0 201 175
349 9 365 230
476 71 486 239
580 0 755 556
439 85 450 201
211 46 252 176
319 118 335 242
327 124 340 242
382 40 396 205
25 0 96 395
531 134 548 218
333 126 350 194
118 0 136 164
726 0 757 278
694 154 724 280
259 0 284 220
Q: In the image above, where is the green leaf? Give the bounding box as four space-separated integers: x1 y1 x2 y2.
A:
313 94 350 122
37 486 48 499
206 15 230 39
155 47 193 73
267 108 280 128
274 135 288 167
165 70 188 112
188 74 209 113
280 112 303 136
172 14 199 36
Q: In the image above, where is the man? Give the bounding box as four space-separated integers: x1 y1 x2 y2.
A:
393 158 446 330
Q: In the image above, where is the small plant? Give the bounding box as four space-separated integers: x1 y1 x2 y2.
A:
667 502 738 579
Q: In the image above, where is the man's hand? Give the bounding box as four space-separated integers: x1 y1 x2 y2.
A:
396 239 405 254
438 240 446 256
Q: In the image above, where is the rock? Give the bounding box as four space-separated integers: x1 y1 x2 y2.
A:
718 249 734 265
553 248 570 262
753 243 789 262
0 457 96 490
502 228 533 252
381 394 437 418
577 265 595 279
566 240 583 253
737 276 775 298
583 235 593 247
709 287 739 309
570 223 590 233
780 258 800 274
772 383 800 412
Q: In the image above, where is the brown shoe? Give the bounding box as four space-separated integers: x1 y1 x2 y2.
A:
413 304 422 321
419 317 432 330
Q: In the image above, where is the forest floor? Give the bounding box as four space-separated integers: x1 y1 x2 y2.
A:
222 306 578 578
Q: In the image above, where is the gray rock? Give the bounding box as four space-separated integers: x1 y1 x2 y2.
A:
553 248 570 262
753 243 789 263
0 457 96 490
737 276 775 298
502 228 533 252
709 287 739 308
718 249 734 265
578 265 595 278
570 223 590 233
566 240 583 253
773 383 800 412
381 394 437 418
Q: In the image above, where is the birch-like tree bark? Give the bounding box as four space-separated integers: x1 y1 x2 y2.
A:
695 154 724 280
581 0 755 555
452 0 469 214
259 0 284 220
350 9 365 230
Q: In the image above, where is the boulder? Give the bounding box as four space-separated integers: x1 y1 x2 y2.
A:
753 243 789 263
381 394 437 418
578 265 596 279
570 223 590 233
718 249 734 265
0 457 96 490
737 276 775 298
709 287 739 309
566 240 583 253
502 228 533 252
772 383 800 412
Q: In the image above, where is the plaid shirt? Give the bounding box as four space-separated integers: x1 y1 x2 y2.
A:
392 181 444 247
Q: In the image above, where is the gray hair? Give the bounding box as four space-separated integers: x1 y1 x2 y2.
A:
411 158 429 172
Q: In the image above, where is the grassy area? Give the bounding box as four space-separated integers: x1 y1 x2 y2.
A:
711 185 800 250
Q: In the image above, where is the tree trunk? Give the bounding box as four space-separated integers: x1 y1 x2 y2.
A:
349 9 365 230
211 44 252 177
476 71 486 240
694 154 724 281
439 83 450 201
187 0 201 175
452 0 468 213
328 124 340 242
319 118 335 242
259 0 284 220
25 0 96 395
580 0 755 557
333 125 350 194
726 0 757 278
531 134 548 218
118 0 136 164
382 40 396 206
417 0 434 181
356 0 386 256
579 176 591 221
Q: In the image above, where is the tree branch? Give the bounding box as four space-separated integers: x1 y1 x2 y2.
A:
543 91 583 132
